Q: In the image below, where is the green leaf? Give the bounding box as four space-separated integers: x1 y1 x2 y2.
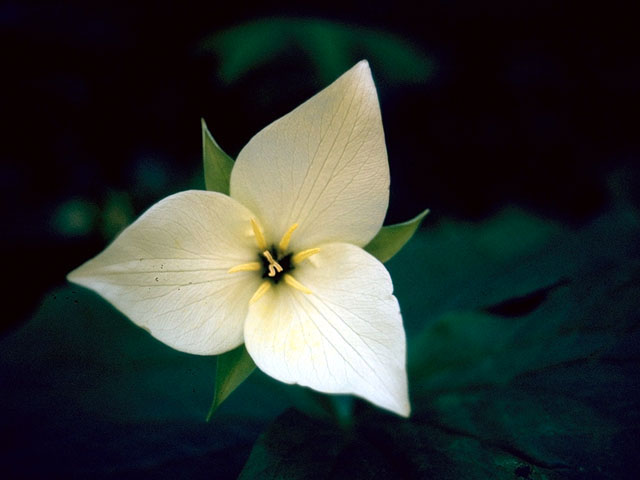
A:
386 208 570 335
202 118 234 194
238 409 346 480
361 411 571 480
0 286 293 478
239 252 640 479
364 209 429 263
238 408 568 480
5 205 639 479
203 116 259 416
200 18 434 86
207 344 257 420
402 214 640 478
239 409 418 479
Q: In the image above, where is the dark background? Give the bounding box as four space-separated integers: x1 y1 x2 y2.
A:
2 2 640 479
2 1 639 331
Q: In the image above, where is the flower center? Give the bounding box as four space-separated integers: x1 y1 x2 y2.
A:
260 249 290 282
227 219 320 304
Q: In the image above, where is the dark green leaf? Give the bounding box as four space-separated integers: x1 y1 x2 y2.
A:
202 118 234 194
239 408 571 480
200 18 434 86
238 409 343 479
243 261 637 479
238 206 640 480
0 286 294 478
207 344 256 420
411 263 640 386
4 205 639 479
402 208 640 479
385 207 640 334
360 412 570 480
239 409 404 480
364 208 429 263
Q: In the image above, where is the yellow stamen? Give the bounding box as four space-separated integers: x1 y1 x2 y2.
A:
250 218 267 251
278 223 299 251
250 281 271 304
262 250 283 277
292 248 320 265
283 274 312 294
227 262 261 274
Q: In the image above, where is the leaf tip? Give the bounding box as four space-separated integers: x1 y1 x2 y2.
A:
205 396 220 422
417 208 430 220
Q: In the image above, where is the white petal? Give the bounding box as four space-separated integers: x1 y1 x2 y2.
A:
68 191 263 355
244 243 409 416
230 60 390 251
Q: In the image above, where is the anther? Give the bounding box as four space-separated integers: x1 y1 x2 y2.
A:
250 218 267 251
292 248 320 265
262 250 283 277
283 274 312 294
250 281 271 304
228 262 261 274
278 223 299 251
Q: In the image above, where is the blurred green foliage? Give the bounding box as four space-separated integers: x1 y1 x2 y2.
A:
200 17 434 86
51 198 100 238
5 6 640 476
2 202 638 478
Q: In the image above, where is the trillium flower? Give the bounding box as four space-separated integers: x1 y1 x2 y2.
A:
68 61 410 416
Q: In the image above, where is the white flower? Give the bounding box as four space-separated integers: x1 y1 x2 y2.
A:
68 61 410 416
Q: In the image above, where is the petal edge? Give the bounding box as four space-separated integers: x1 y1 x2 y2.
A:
244 243 410 416
230 61 390 251
68 191 262 355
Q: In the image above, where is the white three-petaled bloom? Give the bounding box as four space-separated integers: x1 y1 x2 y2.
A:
68 60 410 416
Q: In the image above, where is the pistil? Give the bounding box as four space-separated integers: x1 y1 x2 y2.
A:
230 219 315 304
262 250 283 277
